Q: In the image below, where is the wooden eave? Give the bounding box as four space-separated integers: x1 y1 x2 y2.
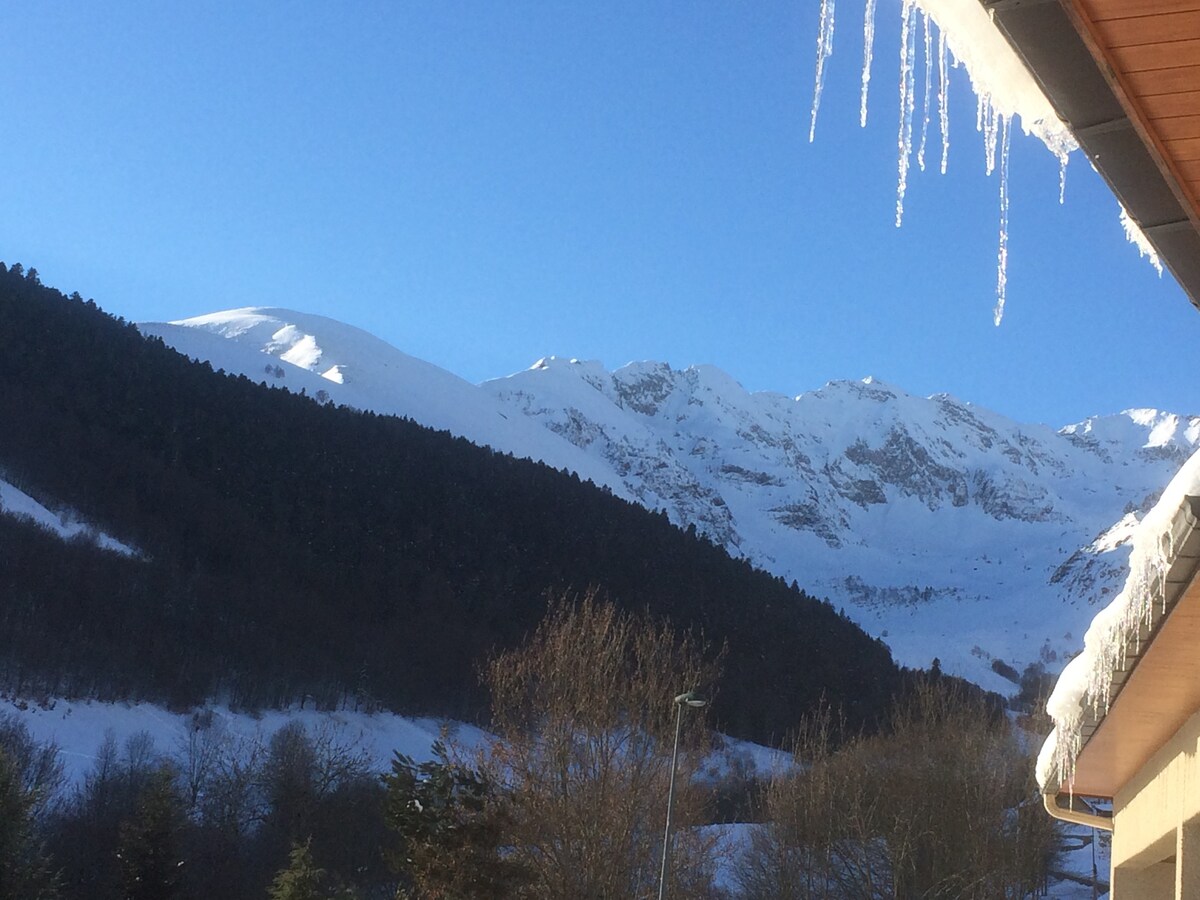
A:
982 0 1200 312
1060 496 1200 798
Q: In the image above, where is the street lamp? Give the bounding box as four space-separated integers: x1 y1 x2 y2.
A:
657 690 707 900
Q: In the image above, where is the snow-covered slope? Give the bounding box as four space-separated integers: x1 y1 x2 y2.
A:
140 309 627 498
0 476 138 557
144 309 1199 693
485 361 1197 690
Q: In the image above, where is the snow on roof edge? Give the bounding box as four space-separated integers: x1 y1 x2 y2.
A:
1037 447 1200 793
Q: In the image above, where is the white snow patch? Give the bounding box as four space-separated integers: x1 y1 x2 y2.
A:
1038 447 1200 791
271 326 324 370
1087 512 1140 556
0 477 138 557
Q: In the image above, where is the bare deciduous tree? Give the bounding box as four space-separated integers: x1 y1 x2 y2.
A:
738 684 1058 900
479 590 722 899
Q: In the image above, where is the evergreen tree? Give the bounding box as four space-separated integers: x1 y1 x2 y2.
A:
267 841 327 900
116 767 185 900
382 744 526 899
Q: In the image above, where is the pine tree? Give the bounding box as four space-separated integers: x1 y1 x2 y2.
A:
268 841 327 900
116 767 184 900
382 743 525 899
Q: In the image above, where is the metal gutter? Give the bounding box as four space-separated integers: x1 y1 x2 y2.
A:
1043 791 1114 832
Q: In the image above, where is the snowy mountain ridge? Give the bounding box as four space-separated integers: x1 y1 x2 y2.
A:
136 308 1200 693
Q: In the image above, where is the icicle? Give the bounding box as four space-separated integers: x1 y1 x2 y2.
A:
982 97 999 176
1120 202 1164 276
810 0 836 143
895 0 916 227
1058 153 1068 204
937 29 949 174
916 10 932 172
860 0 877 127
993 115 1012 327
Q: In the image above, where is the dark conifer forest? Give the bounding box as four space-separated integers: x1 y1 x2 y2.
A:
0 265 902 742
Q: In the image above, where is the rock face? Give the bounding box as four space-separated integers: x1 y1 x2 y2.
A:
142 309 1200 693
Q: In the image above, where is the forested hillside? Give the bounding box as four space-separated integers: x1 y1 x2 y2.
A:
0 265 901 742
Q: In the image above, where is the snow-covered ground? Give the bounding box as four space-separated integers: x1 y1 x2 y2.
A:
4 695 489 785
5 694 786 791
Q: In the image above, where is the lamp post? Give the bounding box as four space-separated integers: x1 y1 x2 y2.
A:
657 690 707 900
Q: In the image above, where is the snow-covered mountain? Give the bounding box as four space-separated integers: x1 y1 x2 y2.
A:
139 308 1200 693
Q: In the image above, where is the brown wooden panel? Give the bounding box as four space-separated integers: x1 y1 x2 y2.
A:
1150 115 1200 139
1094 11 1200 48
1143 90 1200 117
1111 39 1200 72
1127 65 1200 96
1166 136 1200 159
1178 158 1200 179
1085 0 1200 20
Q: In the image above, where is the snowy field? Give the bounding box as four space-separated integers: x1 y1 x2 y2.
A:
3 695 490 785
3 694 789 787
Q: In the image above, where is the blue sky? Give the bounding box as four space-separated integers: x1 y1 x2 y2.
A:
2 1 1196 427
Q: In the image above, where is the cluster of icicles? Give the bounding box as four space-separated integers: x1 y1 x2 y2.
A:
809 0 1073 326
1036 449 1200 793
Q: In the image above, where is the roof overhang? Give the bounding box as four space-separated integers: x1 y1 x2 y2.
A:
1057 496 1200 798
981 0 1200 311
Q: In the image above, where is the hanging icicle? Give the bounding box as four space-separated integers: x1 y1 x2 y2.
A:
917 10 933 172
993 115 1012 326
807 0 1099 322
810 0 836 143
937 29 949 174
896 0 917 227
981 96 1000 176
1120 203 1164 276
860 0 878 127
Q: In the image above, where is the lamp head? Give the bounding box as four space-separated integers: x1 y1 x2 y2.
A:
674 691 707 708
